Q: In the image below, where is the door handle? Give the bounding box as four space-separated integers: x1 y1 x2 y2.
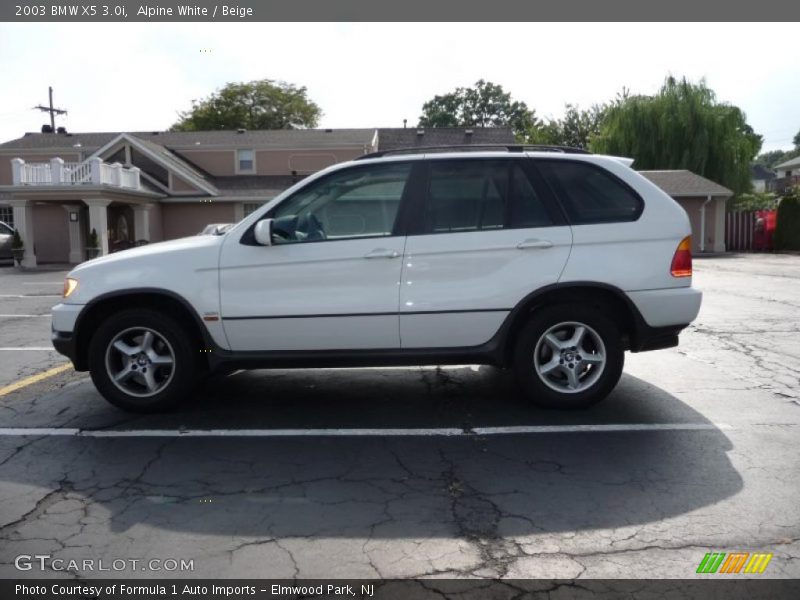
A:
516 239 554 250
364 248 400 259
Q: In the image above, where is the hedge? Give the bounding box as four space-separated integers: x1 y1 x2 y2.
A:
774 190 800 251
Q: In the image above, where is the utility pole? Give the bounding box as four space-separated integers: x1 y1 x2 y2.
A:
34 86 67 131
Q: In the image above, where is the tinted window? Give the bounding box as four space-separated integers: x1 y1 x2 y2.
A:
423 160 553 234
537 160 643 224
509 164 553 228
270 162 411 243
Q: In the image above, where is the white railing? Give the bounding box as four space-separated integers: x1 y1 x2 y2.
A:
11 157 141 191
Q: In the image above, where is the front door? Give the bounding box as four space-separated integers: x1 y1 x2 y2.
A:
220 161 415 351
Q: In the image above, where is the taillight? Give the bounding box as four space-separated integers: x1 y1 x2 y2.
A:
670 236 692 277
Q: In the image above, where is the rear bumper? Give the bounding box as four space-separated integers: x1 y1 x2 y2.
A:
627 286 702 328
626 286 700 353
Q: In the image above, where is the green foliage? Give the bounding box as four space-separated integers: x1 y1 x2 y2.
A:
592 76 763 195
87 228 99 248
11 228 23 249
794 128 800 149
418 80 536 138
523 104 610 149
728 192 780 212
171 79 322 131
755 148 800 169
774 189 800 251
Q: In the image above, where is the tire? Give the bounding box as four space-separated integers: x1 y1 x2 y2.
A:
88 309 199 413
512 304 624 409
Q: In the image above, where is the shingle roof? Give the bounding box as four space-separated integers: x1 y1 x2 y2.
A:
377 127 515 151
212 175 302 198
774 154 800 170
638 170 733 198
0 129 377 151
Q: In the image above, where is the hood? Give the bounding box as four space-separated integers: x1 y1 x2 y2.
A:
70 235 223 275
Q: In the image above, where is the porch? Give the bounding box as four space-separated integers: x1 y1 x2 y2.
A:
3 157 162 267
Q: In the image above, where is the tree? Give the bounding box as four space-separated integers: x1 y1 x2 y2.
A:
592 76 763 194
418 80 536 138
171 79 322 131
524 104 610 149
794 128 800 149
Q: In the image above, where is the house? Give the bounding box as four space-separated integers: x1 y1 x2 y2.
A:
639 170 733 253
770 155 800 194
0 127 515 266
751 164 776 193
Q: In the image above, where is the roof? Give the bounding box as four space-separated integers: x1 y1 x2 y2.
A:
212 175 301 198
638 170 733 198
376 127 515 151
774 154 800 170
0 129 378 152
751 164 776 181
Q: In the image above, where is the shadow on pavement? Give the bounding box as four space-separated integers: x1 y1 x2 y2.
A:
0 369 742 541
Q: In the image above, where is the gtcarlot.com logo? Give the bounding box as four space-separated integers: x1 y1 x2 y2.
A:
696 551 773 574
15 555 194 572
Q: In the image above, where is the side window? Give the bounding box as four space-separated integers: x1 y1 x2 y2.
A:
270 162 411 243
509 165 554 228
537 160 643 224
424 160 508 233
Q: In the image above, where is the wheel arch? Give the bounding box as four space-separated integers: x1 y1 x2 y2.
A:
496 282 645 366
72 288 213 372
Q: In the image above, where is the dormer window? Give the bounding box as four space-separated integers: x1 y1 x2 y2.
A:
237 149 255 173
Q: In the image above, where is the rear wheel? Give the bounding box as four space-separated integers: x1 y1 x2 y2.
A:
88 309 199 412
513 304 624 409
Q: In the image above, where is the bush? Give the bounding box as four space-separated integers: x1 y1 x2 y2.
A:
774 189 800 251
87 228 99 248
728 192 779 212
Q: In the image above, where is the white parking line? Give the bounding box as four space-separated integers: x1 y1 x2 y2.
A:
0 314 50 318
0 423 732 438
0 294 61 298
22 282 64 285
0 347 58 351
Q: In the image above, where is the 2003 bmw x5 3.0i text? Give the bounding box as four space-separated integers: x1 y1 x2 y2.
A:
51 145 702 412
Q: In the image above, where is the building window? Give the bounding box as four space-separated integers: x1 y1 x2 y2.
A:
0 205 13 229
237 149 255 173
243 202 264 217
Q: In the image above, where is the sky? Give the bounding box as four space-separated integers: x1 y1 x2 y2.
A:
0 22 798 152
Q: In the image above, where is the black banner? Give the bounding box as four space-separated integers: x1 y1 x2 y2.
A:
4 579 800 600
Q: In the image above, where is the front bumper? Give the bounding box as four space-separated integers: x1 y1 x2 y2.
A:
51 303 84 369
51 329 78 367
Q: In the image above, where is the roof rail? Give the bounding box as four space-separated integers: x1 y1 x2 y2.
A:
355 144 591 160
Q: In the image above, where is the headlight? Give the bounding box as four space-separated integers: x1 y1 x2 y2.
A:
63 277 78 298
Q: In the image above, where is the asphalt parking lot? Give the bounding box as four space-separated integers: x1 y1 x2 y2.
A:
0 254 798 580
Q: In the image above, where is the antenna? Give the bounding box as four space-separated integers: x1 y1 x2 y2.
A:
34 86 68 132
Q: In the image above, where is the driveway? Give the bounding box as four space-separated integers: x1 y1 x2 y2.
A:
0 255 798 581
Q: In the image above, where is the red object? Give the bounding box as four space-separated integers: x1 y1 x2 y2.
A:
753 210 776 251
671 236 692 277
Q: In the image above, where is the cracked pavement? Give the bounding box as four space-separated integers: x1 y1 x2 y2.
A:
0 255 799 580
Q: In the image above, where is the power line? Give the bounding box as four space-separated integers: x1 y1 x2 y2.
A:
33 86 67 131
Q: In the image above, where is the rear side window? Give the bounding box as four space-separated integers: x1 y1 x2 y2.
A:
537 160 643 224
422 160 554 234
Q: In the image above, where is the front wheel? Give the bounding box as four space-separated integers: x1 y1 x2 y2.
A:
88 309 199 412
513 305 624 409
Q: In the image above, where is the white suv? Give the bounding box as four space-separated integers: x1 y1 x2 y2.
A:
52 146 701 412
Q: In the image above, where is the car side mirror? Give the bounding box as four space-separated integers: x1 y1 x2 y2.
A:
254 219 273 246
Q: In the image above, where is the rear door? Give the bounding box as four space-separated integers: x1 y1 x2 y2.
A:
399 158 573 348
